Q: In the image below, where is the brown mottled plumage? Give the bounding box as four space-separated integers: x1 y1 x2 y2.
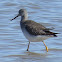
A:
23 20 58 36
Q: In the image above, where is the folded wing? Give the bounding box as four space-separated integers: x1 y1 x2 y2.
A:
23 20 58 37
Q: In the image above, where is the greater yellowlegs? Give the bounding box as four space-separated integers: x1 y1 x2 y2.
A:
11 9 58 52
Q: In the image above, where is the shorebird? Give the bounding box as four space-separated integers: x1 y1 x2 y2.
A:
11 9 58 52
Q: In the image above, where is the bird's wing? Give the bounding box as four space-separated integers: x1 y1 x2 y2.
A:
23 20 56 36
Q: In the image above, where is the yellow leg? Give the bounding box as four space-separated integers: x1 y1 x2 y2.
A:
27 41 30 51
43 41 48 52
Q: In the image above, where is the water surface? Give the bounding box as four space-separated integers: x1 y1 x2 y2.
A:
0 0 62 62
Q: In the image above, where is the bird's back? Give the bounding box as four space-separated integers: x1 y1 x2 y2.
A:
21 20 58 37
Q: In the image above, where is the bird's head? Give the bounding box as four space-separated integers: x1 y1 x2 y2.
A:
11 9 27 21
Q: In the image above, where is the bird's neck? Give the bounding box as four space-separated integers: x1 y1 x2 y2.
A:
21 13 28 22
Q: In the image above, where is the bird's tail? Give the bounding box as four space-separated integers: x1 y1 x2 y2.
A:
45 30 59 37
53 33 59 37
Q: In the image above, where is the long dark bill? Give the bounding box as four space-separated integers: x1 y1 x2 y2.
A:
11 14 19 21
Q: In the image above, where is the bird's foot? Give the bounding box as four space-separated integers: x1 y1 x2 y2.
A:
46 46 48 52
26 49 29 51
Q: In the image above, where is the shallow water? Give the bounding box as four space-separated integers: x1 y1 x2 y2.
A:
0 0 62 62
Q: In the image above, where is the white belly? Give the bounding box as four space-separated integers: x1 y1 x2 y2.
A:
21 28 52 42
